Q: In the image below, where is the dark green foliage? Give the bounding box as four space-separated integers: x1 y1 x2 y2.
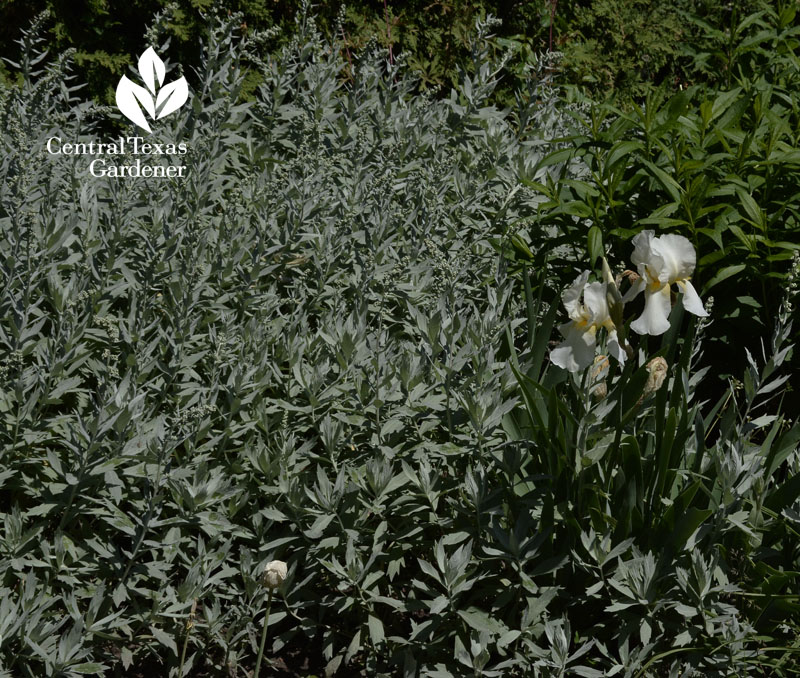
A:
1 7 799 678
0 0 290 103
510 0 800 403
0 0 793 105
553 0 690 95
540 0 778 99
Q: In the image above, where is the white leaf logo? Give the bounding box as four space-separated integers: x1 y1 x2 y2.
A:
116 47 188 133
139 47 165 95
156 79 189 119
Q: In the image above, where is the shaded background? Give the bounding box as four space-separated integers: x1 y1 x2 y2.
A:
0 0 775 104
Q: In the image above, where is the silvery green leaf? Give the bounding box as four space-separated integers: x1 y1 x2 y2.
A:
367 615 385 645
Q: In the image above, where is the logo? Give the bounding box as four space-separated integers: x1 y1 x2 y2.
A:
45 47 190 178
115 47 189 133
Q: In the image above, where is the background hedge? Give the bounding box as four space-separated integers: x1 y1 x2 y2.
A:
0 0 780 105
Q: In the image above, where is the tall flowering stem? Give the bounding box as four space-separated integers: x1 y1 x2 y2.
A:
178 599 197 678
254 588 274 678
254 559 287 678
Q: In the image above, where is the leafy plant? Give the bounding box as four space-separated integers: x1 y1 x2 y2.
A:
1 5 798 677
509 1 800 403
501 248 800 675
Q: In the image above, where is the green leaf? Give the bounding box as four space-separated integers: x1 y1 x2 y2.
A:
457 608 508 635
606 140 643 170
671 507 712 551
71 664 108 675
537 147 574 169
765 423 800 478
150 626 178 655
642 161 683 202
765 473 800 513
736 187 766 230
367 615 385 645
710 87 744 122
587 226 604 266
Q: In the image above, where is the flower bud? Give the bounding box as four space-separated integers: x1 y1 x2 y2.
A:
602 257 625 333
262 560 287 589
592 382 608 401
638 357 668 404
591 355 609 400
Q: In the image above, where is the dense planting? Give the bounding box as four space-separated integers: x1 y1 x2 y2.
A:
1 8 799 678
0 0 786 103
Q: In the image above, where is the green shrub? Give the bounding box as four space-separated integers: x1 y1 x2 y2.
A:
0 11 544 675
509 0 800 402
1 8 798 678
540 0 777 100
0 0 791 105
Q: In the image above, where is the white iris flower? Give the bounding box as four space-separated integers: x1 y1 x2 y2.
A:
626 230 708 336
551 271 626 373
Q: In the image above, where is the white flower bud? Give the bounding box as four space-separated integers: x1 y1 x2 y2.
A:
262 560 287 589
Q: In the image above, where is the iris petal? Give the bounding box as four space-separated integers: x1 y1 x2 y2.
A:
654 234 697 283
622 277 645 303
676 279 708 317
551 324 597 372
631 230 655 268
562 271 591 320
582 281 611 324
631 284 672 336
